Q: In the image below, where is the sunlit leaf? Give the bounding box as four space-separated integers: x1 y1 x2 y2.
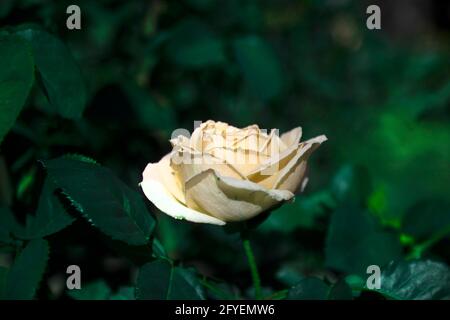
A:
373 260 450 300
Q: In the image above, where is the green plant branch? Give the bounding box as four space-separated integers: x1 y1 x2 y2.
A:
242 236 262 300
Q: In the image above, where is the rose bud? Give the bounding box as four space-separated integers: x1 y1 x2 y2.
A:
141 120 327 225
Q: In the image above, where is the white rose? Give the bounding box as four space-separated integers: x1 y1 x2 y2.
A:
141 120 327 225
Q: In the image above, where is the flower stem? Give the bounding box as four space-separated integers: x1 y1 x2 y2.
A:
242 236 262 299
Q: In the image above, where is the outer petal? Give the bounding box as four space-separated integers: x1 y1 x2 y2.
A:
141 158 225 226
246 134 327 190
245 143 298 188
143 154 185 203
184 169 294 222
274 135 328 192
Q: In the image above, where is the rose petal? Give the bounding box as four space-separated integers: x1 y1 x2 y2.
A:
205 146 270 176
274 135 328 192
143 154 185 203
246 134 327 190
259 129 288 155
231 131 266 153
184 169 294 222
275 160 308 193
171 149 247 182
281 127 302 146
245 143 298 188
141 158 225 226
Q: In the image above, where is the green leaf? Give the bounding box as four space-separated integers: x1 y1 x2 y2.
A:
0 267 7 299
16 28 87 119
136 260 204 300
0 208 13 243
233 36 283 101
42 157 155 246
402 199 450 241
374 260 450 300
287 277 329 300
3 239 49 300
325 203 402 275
260 190 335 233
0 206 22 244
0 35 34 144
68 280 111 300
200 278 239 300
328 279 353 300
122 82 176 133
110 286 135 300
16 179 75 239
0 0 14 19
166 19 226 68
330 165 372 206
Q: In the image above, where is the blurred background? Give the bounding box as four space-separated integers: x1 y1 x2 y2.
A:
0 0 449 299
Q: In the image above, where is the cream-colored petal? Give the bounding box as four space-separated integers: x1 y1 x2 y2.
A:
190 128 203 152
259 129 287 154
281 127 302 147
171 149 246 182
184 169 294 222
275 160 308 193
141 157 225 225
246 134 327 190
245 143 298 188
204 146 270 176
140 179 225 225
170 135 195 152
274 134 328 192
231 132 264 153
142 154 186 204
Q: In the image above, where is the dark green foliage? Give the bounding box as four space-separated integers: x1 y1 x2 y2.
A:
287 277 353 300
15 179 75 239
287 277 329 300
2 239 49 300
166 18 226 69
0 35 34 143
68 280 111 300
325 203 402 275
402 200 450 241
233 36 284 101
16 28 87 119
0 207 18 244
136 260 204 300
0 267 7 298
109 286 135 300
42 157 155 246
328 279 353 300
0 0 448 301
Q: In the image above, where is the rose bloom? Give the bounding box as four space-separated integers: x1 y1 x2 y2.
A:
141 120 326 225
